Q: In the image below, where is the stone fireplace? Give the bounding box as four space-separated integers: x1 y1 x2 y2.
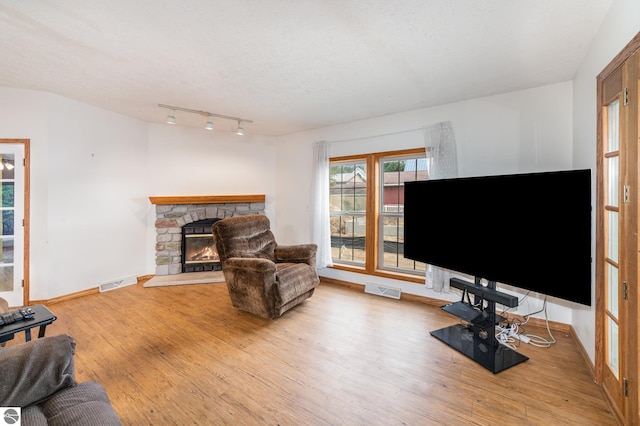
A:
150 195 265 276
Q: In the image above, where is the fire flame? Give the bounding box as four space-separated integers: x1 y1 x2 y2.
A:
190 246 219 261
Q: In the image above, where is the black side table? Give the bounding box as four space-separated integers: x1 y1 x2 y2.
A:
0 305 57 344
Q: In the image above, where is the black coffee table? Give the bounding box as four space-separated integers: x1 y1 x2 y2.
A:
0 305 57 344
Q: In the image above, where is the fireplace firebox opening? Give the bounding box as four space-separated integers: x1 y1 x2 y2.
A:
182 218 222 273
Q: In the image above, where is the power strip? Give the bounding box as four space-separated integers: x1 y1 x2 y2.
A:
496 325 531 344
509 331 531 343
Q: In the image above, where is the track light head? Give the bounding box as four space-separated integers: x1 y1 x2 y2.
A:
235 121 245 136
166 110 176 125
204 115 214 131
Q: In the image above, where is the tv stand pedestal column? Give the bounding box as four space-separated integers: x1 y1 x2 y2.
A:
430 278 529 374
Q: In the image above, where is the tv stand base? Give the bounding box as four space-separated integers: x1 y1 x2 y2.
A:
431 324 529 373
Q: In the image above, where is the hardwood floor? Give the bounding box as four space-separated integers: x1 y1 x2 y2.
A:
8 280 617 425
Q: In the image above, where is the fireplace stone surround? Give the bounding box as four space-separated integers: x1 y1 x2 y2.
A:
150 195 265 276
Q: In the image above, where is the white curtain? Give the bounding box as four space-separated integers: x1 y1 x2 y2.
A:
310 140 333 268
423 121 458 292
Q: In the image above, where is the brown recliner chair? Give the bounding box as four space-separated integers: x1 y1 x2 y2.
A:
212 214 319 319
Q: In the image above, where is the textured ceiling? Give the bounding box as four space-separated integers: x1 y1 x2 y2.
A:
0 1 612 136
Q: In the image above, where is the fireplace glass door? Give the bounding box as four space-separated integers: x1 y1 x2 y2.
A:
184 235 219 263
182 218 221 273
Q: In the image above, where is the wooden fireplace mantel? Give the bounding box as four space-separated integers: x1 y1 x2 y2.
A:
149 194 265 205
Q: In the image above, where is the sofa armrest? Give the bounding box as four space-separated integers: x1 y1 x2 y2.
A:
0 334 76 407
275 244 318 268
39 381 122 425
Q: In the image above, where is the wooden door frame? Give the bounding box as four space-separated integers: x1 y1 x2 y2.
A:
0 139 30 305
596 32 640 424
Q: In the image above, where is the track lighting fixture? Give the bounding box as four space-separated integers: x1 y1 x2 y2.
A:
235 121 245 136
204 115 214 131
158 104 252 135
166 109 176 125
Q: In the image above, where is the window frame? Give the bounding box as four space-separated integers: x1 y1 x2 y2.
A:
329 148 426 284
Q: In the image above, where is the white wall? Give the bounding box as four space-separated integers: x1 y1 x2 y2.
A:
572 0 640 363
45 94 149 299
276 81 576 324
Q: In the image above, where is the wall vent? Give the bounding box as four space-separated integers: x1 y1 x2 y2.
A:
99 275 137 293
364 283 402 300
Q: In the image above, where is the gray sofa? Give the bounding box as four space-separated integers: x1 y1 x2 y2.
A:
0 334 121 425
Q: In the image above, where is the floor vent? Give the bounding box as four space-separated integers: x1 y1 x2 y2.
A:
99 275 137 293
364 283 402 300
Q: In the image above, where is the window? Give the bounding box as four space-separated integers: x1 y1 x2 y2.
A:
379 156 428 273
329 149 427 282
329 159 367 265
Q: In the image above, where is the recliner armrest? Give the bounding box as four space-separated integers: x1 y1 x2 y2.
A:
275 244 318 268
224 257 277 273
221 257 279 318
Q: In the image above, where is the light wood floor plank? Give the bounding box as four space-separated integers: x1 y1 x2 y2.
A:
6 280 617 425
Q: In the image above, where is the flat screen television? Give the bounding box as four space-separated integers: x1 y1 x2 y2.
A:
404 169 592 306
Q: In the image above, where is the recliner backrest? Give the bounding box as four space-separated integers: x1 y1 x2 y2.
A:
212 215 276 265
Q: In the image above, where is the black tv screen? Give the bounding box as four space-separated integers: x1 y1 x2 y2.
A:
404 169 592 306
